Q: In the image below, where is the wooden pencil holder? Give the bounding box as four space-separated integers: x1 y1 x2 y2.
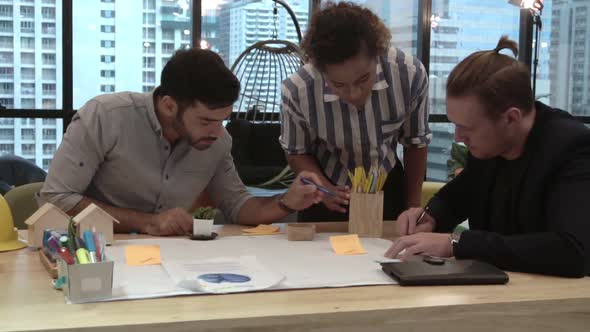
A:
348 191 384 238
39 250 58 279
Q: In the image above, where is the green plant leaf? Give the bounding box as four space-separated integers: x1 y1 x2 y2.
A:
450 143 468 166
193 206 216 220
447 142 468 180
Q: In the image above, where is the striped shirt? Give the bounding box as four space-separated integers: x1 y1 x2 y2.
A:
280 47 432 186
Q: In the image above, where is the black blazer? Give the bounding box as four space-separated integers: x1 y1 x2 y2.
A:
429 102 590 277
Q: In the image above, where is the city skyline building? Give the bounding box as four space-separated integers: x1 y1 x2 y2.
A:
548 0 590 115
0 0 62 171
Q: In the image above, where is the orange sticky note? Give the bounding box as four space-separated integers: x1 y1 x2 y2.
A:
125 245 162 266
242 224 280 235
329 234 367 255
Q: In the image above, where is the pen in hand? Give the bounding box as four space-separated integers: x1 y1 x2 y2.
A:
300 177 336 197
415 206 430 226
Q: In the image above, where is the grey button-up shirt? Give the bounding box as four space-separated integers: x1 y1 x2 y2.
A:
39 91 252 223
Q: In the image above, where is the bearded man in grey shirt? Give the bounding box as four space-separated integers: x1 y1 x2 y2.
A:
39 48 324 236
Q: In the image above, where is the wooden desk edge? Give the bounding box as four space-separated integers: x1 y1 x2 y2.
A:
6 297 590 332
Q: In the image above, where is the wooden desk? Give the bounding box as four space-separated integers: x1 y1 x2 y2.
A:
2 222 590 332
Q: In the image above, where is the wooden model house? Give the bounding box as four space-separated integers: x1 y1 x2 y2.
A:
25 203 70 248
73 203 119 245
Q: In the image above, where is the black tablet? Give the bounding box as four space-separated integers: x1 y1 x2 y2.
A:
381 258 509 286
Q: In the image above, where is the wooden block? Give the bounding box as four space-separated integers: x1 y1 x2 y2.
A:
39 250 58 279
348 192 384 238
286 224 315 241
25 203 70 248
74 204 119 245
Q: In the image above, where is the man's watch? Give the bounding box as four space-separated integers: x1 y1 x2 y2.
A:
277 193 297 214
449 228 463 254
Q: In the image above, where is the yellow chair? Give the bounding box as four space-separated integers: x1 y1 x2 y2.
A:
0 193 27 252
421 181 445 208
4 182 44 230
421 181 469 230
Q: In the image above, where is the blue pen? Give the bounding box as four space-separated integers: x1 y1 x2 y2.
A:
83 230 97 263
301 177 336 197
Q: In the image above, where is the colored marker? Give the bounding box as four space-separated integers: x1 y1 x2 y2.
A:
60 235 75 256
59 235 68 248
42 229 52 248
76 248 90 264
83 230 97 263
58 247 75 265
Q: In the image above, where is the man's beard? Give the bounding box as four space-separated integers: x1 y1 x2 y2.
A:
173 119 217 150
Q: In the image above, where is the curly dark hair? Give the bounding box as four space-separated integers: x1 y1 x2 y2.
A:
301 2 391 70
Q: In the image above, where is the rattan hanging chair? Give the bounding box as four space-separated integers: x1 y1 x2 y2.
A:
230 39 303 122
226 0 304 189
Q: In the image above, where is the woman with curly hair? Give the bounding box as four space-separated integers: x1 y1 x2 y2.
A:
280 2 431 222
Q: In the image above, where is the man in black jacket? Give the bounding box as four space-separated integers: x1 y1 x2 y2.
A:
384 36 590 277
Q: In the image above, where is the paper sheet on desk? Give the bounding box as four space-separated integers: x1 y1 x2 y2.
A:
162 256 284 294
102 234 397 303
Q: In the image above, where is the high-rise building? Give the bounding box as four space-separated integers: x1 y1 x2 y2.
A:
73 0 192 108
217 0 308 67
358 0 418 53
0 0 63 171
202 6 220 53
549 0 590 115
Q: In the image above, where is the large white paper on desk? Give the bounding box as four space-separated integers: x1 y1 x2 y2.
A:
102 233 397 302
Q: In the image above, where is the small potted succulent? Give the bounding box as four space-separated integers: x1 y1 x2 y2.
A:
192 207 217 237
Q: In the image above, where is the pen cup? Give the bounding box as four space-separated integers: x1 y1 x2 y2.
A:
57 258 114 303
348 191 384 238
